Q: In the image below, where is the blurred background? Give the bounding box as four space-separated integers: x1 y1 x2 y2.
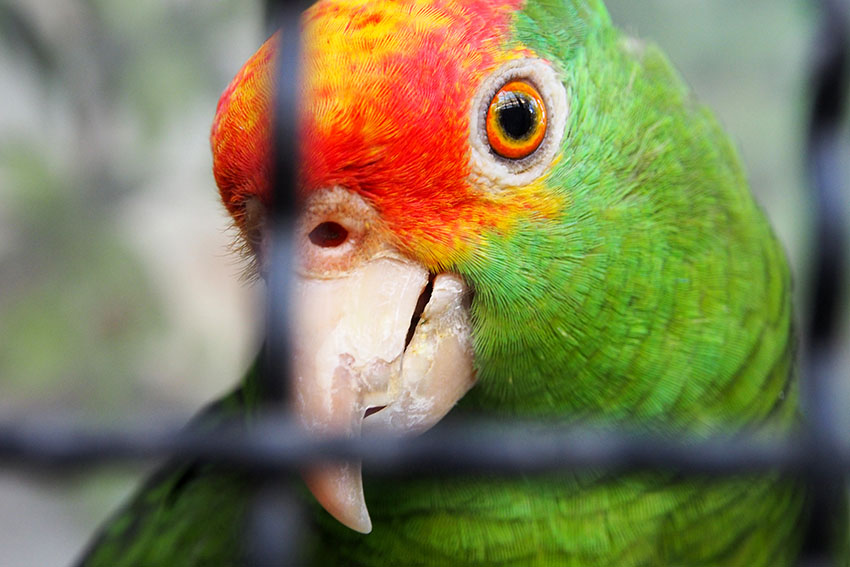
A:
0 1 843 565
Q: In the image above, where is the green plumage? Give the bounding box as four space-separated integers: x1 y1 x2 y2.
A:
467 0 794 428
78 1 814 565
78 369 261 566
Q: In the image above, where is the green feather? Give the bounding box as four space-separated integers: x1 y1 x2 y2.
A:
78 362 263 566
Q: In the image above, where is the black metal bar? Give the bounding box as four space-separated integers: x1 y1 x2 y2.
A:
244 483 306 567
799 0 850 565
261 0 309 404
804 0 849 397
255 2 315 563
0 416 832 476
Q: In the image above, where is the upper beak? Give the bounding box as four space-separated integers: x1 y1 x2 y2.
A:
288 195 476 533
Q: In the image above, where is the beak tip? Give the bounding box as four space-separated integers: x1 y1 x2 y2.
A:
350 514 373 534
304 464 373 534
322 491 373 534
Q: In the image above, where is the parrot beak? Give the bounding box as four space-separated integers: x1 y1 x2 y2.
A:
288 194 476 533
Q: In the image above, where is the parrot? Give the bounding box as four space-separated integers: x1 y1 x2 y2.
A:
77 0 815 565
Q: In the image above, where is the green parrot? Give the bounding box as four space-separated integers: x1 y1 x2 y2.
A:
78 0 812 564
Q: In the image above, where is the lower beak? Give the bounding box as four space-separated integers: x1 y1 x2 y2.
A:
290 255 475 533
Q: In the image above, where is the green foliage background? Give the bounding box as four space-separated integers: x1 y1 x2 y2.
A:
0 1 841 565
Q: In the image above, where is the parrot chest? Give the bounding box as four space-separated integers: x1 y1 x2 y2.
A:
309 473 806 566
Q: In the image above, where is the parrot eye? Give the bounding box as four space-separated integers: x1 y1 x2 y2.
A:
486 81 547 160
468 58 569 188
309 221 349 247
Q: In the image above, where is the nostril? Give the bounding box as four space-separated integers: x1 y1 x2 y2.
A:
309 221 348 248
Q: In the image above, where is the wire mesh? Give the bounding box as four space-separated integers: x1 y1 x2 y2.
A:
0 1 847 565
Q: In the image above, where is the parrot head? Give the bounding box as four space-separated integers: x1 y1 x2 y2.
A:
211 0 792 536
211 0 578 533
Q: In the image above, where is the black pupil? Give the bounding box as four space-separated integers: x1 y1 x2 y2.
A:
497 92 536 140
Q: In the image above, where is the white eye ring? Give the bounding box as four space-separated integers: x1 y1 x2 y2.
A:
468 58 568 189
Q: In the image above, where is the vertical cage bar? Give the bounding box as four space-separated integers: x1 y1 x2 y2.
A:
262 1 306 404
244 2 314 565
800 0 849 565
245 484 307 567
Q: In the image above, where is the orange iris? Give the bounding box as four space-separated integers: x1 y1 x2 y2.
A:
485 80 547 160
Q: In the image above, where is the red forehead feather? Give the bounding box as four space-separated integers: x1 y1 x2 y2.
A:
211 35 275 219
211 0 526 261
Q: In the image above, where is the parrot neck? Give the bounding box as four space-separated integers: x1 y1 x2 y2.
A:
449 24 798 435
456 209 797 435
